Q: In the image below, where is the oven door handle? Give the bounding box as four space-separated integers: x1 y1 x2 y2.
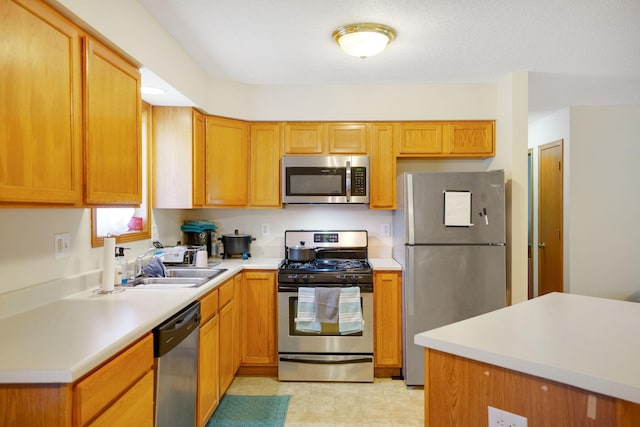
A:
279 356 373 365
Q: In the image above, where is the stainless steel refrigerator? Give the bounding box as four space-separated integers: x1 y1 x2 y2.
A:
392 170 506 386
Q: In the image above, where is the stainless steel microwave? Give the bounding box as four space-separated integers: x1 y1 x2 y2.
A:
281 155 369 204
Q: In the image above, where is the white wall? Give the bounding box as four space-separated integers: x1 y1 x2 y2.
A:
185 206 395 259
2 1 528 304
209 82 497 121
529 106 640 301
52 0 210 108
568 106 640 300
0 208 184 295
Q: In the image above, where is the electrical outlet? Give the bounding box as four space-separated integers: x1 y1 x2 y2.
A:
261 224 270 235
488 406 527 427
54 232 71 259
380 223 391 237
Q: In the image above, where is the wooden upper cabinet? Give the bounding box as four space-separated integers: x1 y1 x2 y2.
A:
396 121 495 158
327 123 368 154
284 122 369 155
192 111 206 207
205 116 248 207
1 0 82 205
152 107 205 208
446 121 495 156
396 123 443 156
250 123 281 208
369 124 396 210
283 122 324 155
84 37 142 205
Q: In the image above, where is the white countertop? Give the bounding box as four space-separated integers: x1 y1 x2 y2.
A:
0 258 281 384
369 258 402 270
0 256 398 384
414 292 640 404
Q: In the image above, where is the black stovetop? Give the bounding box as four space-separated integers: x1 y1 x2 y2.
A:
278 258 373 286
280 258 371 273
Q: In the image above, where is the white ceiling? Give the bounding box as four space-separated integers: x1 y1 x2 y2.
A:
137 0 640 121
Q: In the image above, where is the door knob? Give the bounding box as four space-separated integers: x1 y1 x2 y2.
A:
538 242 546 248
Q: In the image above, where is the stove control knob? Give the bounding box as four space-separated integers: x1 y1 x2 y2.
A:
351 275 358 282
301 274 309 282
337 275 347 282
287 274 298 282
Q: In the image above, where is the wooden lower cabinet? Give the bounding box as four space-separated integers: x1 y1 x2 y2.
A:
197 315 219 427
233 273 243 372
240 271 277 367
88 370 153 427
0 333 154 427
219 299 234 394
425 349 639 427
374 271 402 373
73 334 153 426
197 289 220 427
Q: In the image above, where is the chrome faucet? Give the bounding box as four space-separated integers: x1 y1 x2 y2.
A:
135 247 161 277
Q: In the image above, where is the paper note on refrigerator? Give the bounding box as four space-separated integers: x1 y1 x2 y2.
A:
444 191 473 226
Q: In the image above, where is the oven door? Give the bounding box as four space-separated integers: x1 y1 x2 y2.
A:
277 289 373 355
277 287 374 382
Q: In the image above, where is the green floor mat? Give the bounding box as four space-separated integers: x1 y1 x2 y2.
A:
206 394 291 427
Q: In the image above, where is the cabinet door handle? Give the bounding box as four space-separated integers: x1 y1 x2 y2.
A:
538 242 546 248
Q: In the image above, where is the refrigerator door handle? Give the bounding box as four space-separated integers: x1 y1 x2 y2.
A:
405 247 414 316
407 174 415 243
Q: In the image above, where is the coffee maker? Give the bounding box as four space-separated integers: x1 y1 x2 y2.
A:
181 220 217 258
184 230 214 257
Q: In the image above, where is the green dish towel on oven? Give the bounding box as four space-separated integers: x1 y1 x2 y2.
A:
338 287 364 334
295 287 321 333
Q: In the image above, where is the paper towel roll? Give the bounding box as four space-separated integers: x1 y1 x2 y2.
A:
102 237 116 292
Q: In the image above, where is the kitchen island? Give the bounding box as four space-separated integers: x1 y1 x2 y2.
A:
415 292 640 426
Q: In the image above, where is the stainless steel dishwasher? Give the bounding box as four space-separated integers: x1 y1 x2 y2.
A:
153 301 201 427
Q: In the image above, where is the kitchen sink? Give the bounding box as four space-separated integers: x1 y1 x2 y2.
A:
124 268 227 289
165 267 224 278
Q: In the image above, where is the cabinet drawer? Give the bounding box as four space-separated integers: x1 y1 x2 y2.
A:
200 289 219 322
74 333 153 426
88 370 154 427
219 278 234 307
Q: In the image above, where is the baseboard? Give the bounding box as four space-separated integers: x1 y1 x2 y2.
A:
374 367 402 378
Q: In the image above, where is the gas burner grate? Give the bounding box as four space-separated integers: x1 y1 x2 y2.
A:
280 259 371 273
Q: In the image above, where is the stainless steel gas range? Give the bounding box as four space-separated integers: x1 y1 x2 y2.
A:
277 230 374 382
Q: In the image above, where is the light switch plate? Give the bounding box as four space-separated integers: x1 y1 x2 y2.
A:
54 232 71 258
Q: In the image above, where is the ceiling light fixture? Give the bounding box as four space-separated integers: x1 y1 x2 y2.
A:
332 23 396 60
140 86 165 95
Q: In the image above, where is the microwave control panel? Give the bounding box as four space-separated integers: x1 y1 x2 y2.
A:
351 167 367 196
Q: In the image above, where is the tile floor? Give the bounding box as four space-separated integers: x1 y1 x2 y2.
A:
225 376 424 427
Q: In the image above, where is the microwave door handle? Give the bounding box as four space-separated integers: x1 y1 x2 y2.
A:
345 160 351 202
